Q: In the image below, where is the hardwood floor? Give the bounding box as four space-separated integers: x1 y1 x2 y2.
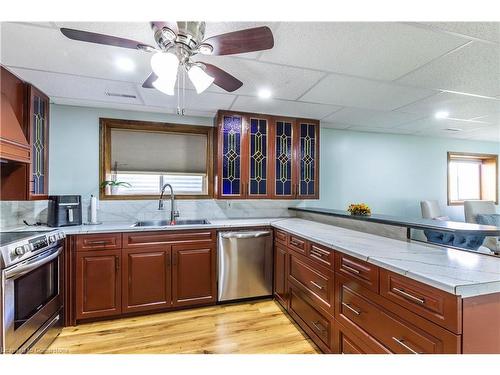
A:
48 300 319 354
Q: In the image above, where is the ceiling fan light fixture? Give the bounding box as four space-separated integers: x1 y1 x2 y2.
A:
151 51 179 77
188 65 214 94
198 43 214 55
152 77 176 96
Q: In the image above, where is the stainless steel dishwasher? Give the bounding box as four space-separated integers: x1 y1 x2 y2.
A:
218 230 273 302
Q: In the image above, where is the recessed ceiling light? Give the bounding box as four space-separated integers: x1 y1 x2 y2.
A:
258 88 272 99
435 111 449 119
115 57 135 72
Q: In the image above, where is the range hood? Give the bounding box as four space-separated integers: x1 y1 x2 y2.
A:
0 92 30 163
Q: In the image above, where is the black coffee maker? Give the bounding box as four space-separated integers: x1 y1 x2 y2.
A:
47 195 82 227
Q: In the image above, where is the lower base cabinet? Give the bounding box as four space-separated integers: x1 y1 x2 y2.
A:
274 243 288 309
76 250 121 320
122 247 171 314
172 243 216 307
73 230 217 323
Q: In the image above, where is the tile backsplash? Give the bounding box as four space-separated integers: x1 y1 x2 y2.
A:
0 198 302 229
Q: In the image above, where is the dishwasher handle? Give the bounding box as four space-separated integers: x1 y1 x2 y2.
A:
220 231 271 239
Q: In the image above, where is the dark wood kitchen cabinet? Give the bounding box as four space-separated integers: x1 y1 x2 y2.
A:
172 243 216 307
122 247 172 313
75 249 122 320
215 110 319 199
274 242 288 309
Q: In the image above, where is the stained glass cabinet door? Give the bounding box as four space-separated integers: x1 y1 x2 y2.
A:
28 85 49 199
247 116 271 198
273 118 295 199
296 121 319 199
217 113 247 198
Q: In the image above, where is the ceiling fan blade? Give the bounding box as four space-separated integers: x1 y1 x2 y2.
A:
203 63 243 92
150 21 178 34
142 72 158 88
202 26 274 56
60 28 154 50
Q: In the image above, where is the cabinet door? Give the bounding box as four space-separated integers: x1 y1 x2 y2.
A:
272 118 296 199
27 85 50 199
296 121 319 199
246 116 272 198
217 112 247 198
274 243 288 309
122 247 172 313
76 250 121 320
172 243 216 307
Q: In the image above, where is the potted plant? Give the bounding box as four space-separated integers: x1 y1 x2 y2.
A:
100 180 132 195
347 203 371 216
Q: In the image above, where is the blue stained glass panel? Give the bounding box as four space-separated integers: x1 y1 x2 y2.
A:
275 121 292 196
222 115 242 195
32 95 47 195
299 123 316 196
249 118 267 195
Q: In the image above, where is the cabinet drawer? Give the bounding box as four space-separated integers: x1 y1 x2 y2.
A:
76 233 122 251
335 253 379 293
380 270 461 334
333 320 389 354
289 285 331 351
288 252 333 314
123 230 215 248
307 242 333 268
336 278 460 354
288 235 307 254
275 229 288 245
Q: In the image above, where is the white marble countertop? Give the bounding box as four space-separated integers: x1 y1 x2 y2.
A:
12 218 288 235
11 217 500 297
273 218 500 298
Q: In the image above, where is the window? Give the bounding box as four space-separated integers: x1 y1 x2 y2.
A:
100 118 213 199
447 152 498 205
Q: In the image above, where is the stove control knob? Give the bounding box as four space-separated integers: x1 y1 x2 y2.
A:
48 235 56 244
23 244 31 253
14 246 25 256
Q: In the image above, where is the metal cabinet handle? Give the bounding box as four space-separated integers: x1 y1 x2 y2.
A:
88 240 110 246
392 337 421 354
312 321 325 333
341 302 361 316
310 250 325 258
290 239 302 246
392 288 425 304
342 264 361 274
310 280 324 290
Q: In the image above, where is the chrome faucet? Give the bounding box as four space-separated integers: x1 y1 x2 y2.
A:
158 183 180 224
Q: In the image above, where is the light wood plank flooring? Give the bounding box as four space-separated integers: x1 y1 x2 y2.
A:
48 300 319 354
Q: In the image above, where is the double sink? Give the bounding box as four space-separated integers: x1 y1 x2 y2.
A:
132 219 210 228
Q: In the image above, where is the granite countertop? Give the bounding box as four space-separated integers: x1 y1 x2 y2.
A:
290 207 500 235
274 218 500 298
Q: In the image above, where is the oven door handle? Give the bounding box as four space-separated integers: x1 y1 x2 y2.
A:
4 247 62 279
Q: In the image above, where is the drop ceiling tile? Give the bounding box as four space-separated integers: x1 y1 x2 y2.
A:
417 22 500 44
139 86 235 113
1 22 153 83
197 57 325 100
322 107 423 128
463 126 500 142
9 67 143 105
301 74 435 110
397 41 500 97
259 22 467 80
347 126 418 135
471 112 500 125
51 97 177 115
320 122 351 130
231 96 341 119
397 92 500 120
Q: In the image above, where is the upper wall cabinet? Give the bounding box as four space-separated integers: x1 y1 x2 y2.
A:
215 110 319 200
0 65 50 200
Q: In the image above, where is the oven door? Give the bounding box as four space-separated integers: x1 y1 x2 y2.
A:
2 245 62 353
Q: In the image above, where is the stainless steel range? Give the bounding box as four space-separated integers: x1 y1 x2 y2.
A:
0 229 65 354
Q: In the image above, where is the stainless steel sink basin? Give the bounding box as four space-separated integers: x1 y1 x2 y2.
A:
132 219 210 227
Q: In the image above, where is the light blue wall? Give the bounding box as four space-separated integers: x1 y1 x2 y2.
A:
49 104 499 221
49 104 212 198
309 128 500 221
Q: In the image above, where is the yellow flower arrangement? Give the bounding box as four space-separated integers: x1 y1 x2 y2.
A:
347 203 371 216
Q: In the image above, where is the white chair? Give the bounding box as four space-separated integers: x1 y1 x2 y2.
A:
420 200 449 220
464 200 499 254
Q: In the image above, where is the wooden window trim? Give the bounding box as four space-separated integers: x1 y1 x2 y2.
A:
99 118 214 200
447 151 498 206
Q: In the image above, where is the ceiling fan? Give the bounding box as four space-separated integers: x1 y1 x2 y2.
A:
60 22 274 96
